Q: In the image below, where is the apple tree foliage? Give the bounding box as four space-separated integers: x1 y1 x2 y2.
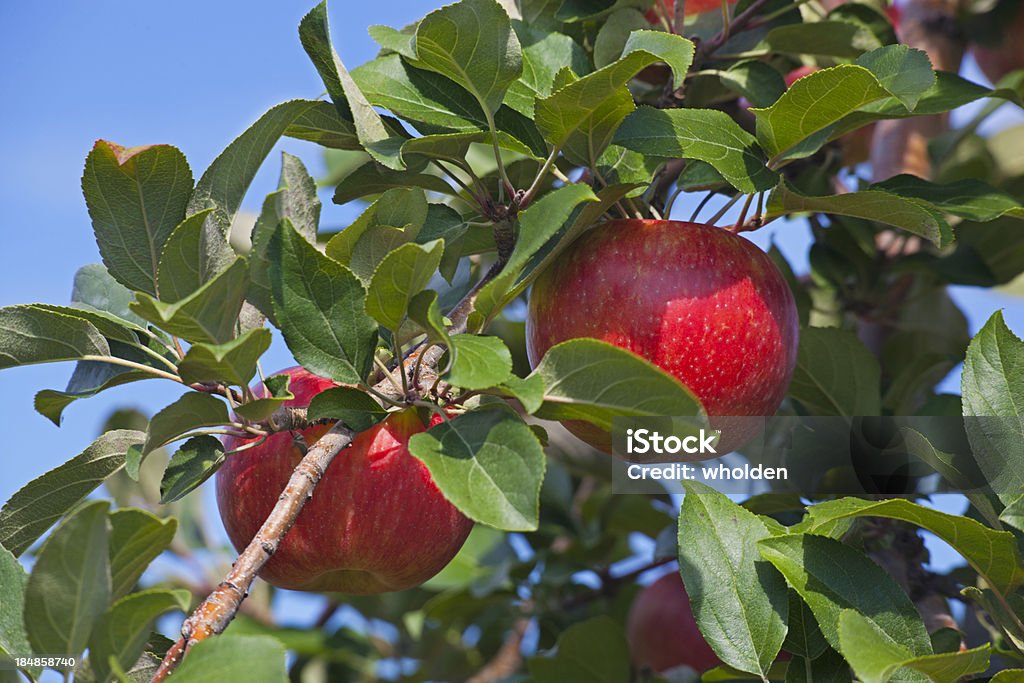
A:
1 0 1024 680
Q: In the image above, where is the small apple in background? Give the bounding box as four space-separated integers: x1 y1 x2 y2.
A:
526 220 799 453
646 0 738 26
971 1 1024 84
216 367 474 594
627 571 721 674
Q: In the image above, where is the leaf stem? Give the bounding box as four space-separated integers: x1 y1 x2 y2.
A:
520 146 561 209
79 355 182 383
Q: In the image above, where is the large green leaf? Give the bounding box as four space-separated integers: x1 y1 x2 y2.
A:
159 435 227 504
177 329 272 386
767 180 953 248
788 326 880 416
88 589 190 683
961 311 1024 507
268 220 377 385
0 546 30 673
677 482 788 677
415 0 523 116
505 21 589 117
70 263 149 329
531 339 705 433
332 160 458 205
143 392 230 454
872 175 1024 222
758 535 932 663
169 635 287 683
445 334 514 390
613 107 777 193
300 2 403 169
131 258 249 344
82 141 193 296
794 497 1024 594
854 45 934 110
24 500 111 659
409 406 545 531
365 240 444 330
108 508 177 600
535 30 693 151
528 616 630 683
325 187 429 272
157 209 235 303
306 387 387 432
0 430 143 556
0 305 110 370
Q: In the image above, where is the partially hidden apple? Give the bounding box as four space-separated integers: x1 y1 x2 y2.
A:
526 220 799 453
646 0 737 25
972 1 1024 84
216 367 474 594
627 571 721 674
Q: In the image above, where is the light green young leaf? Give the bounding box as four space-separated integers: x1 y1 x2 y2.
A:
160 436 227 504
143 392 230 454
325 187 429 268
88 589 190 683
788 326 881 416
445 334 514 390
306 387 387 432
366 240 444 330
855 45 934 110
177 329 272 387
678 482 789 677
82 141 194 296
409 406 545 531
505 21 590 116
407 290 450 345
24 500 111 659
170 635 287 683
0 430 144 557
108 508 177 600
131 258 249 344
613 107 777 193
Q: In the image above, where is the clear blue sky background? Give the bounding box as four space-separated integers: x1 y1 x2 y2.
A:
1 0 1022 599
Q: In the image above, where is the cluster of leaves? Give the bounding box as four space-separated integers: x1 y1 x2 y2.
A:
1 0 1024 680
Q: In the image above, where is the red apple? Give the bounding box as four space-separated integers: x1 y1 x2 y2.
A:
526 220 798 453
645 0 738 26
627 571 721 674
216 367 474 594
972 2 1024 84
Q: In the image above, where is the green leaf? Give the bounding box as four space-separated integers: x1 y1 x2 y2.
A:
131 258 249 344
157 209 235 303
562 84 635 168
351 54 547 158
757 534 932 659
767 180 953 248
169 635 287 683
24 500 111 659
993 671 1024 683
300 2 403 169
795 497 1024 594
493 373 546 414
613 107 778 193
535 30 694 151
409 406 545 531
108 508 177 600
143 392 229 455
839 610 989 683
0 546 30 673
233 374 295 422
677 481 788 677
268 220 377 385
88 589 190 683
401 130 539 166
282 100 359 150
761 21 879 58
178 329 272 386
0 429 143 556
188 99 333 228
160 436 227 504
306 387 386 432
751 65 889 160
407 289 450 345
415 0 522 116
248 153 323 325
592 9 649 69
445 334 514 390
714 60 787 109
0 305 110 370
325 187 429 272
528 616 630 683
531 338 706 434
788 326 880 416
474 183 598 319
82 141 194 295
30 304 142 346
780 649 851 683
783 592 829 660
506 21 590 117
365 240 444 330
70 263 149 329
962 311 1024 507
332 160 457 205
854 45 935 110
871 174 1024 222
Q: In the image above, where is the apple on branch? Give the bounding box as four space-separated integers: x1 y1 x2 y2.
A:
526 220 799 453
216 366 474 594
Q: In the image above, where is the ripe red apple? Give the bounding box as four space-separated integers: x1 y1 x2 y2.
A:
627 571 721 674
526 220 798 453
216 367 474 594
972 2 1024 84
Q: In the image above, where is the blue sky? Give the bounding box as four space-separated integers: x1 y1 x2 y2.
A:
1 0 1022 612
